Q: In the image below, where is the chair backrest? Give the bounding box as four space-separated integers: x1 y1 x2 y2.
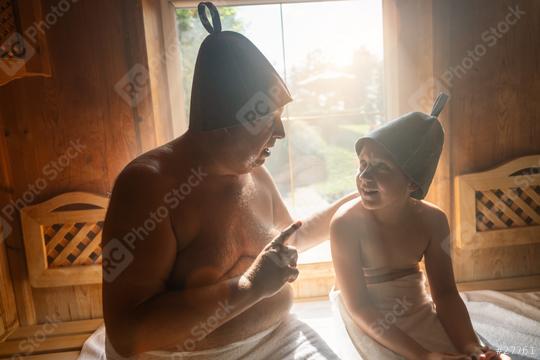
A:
454 155 540 250
21 192 108 288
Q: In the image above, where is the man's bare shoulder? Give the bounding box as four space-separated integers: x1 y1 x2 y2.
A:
114 161 168 197
251 165 273 186
113 145 181 194
251 165 281 197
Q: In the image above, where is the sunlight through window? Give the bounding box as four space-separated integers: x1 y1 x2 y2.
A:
176 0 384 263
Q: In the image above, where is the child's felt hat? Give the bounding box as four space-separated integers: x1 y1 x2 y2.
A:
189 2 292 132
355 94 449 200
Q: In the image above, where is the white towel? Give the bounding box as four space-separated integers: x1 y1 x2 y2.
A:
329 273 540 360
459 290 540 360
328 271 458 360
78 313 340 360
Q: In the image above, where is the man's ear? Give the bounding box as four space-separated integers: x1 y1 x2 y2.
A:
407 182 419 195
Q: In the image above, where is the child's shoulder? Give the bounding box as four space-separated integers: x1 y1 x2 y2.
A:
414 199 449 227
331 197 370 231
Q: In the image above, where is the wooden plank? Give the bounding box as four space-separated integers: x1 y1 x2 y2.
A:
0 351 80 360
8 319 102 341
481 190 527 227
50 223 95 267
141 0 175 145
74 235 102 266
476 201 507 229
30 266 102 288
172 0 346 7
45 226 73 258
0 334 88 358
160 0 188 137
0 241 18 339
523 186 540 205
457 274 540 292
506 189 540 223
0 113 22 331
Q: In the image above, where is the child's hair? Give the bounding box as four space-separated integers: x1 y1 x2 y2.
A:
354 94 448 199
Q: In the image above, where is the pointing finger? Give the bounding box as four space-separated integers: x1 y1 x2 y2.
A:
272 221 302 245
287 267 299 282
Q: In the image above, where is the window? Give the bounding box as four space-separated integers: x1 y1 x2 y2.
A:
175 0 384 263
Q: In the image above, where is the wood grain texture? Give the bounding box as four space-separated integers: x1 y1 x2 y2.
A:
389 0 540 285
445 0 540 282
454 156 540 250
0 0 171 324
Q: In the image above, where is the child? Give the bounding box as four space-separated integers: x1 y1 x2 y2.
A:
329 95 510 360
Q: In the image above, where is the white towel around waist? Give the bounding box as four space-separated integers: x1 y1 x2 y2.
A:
79 313 340 360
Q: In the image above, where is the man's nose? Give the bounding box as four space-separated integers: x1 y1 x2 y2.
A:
272 117 286 139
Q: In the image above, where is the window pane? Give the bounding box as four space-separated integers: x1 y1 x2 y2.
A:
282 0 384 211
176 1 384 263
281 1 384 263
283 1 384 118
177 5 292 196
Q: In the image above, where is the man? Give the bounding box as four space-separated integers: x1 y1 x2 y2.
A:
102 3 356 359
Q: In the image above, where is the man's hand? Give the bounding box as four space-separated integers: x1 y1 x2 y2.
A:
240 221 302 299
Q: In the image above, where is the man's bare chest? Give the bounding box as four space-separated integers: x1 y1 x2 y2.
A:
166 175 280 288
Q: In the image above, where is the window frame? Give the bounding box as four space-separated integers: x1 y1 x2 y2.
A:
171 0 346 9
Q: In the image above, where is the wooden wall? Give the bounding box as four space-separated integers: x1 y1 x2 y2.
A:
444 0 540 282
388 0 540 285
0 0 173 326
0 242 17 340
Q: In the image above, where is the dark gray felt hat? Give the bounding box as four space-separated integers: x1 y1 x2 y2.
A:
355 94 449 200
189 2 292 132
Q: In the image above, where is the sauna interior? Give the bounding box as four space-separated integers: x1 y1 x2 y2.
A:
0 0 539 359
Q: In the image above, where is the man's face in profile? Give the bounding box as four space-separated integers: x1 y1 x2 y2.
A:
213 106 286 174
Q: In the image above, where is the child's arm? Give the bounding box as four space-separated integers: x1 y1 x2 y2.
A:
258 163 359 252
290 192 359 252
330 212 430 360
423 208 486 356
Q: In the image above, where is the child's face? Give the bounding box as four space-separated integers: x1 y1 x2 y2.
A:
356 140 413 209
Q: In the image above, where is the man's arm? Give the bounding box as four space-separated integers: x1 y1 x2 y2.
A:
257 166 358 252
102 165 261 357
